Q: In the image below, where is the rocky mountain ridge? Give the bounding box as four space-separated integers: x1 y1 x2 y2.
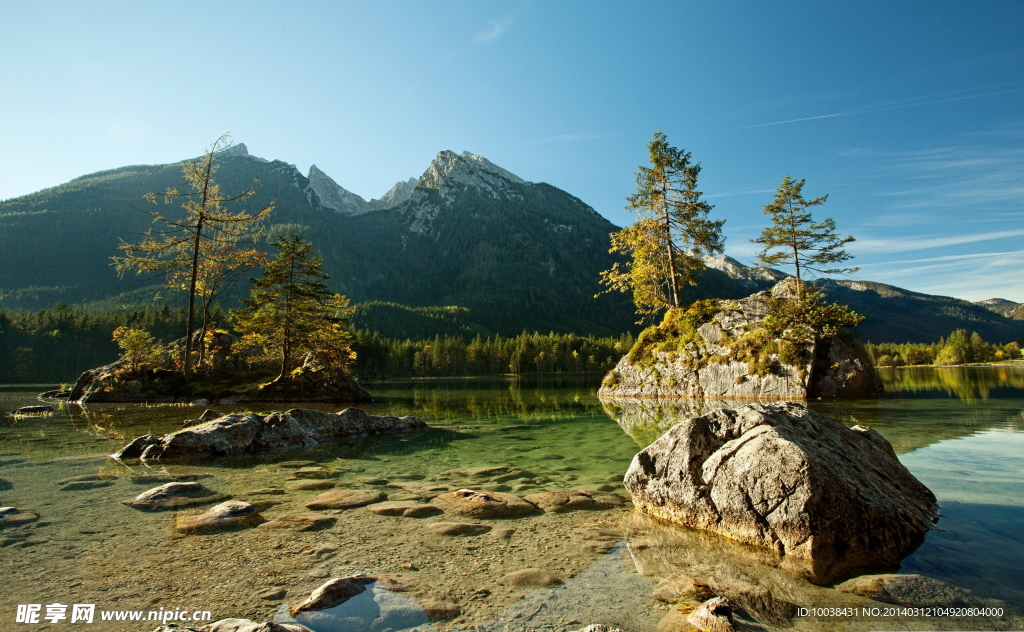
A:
2 143 1023 343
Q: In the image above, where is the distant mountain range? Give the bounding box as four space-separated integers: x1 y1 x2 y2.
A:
1 144 1021 344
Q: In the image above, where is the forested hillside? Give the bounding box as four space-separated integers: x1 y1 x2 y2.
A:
2 143 1021 359
0 145 767 336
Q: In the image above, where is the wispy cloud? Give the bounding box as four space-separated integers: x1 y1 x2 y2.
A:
738 84 1024 129
852 229 1024 255
856 249 1024 302
705 185 775 199
843 143 1024 213
475 17 515 43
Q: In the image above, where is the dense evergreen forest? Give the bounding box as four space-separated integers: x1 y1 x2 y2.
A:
0 303 633 383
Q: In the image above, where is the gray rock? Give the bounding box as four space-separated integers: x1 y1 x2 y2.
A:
258 587 287 600
687 597 735 632
523 489 625 513
286 480 336 491
430 488 537 518
175 500 260 534
293 466 334 479
114 409 427 460
305 490 385 510
59 480 114 491
133 481 208 502
124 482 223 510
0 508 38 526
185 619 311 632
624 402 938 584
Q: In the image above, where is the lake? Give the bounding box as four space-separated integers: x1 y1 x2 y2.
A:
1 367 1022 631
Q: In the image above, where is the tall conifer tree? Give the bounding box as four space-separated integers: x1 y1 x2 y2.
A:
599 132 725 320
752 176 857 297
232 234 354 381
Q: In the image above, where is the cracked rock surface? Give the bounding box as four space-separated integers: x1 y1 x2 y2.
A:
624 402 938 584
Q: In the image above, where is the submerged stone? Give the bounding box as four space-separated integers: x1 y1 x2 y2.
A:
523 489 626 513
304 489 385 510
430 488 537 518
175 500 260 534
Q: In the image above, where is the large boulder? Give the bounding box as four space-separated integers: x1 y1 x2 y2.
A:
598 287 878 400
624 402 937 584
112 408 427 460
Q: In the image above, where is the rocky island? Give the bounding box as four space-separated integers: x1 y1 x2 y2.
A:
599 282 878 400
51 331 371 406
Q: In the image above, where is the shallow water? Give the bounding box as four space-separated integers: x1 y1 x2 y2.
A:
0 368 1022 631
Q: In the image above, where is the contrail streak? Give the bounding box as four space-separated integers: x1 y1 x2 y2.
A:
738 87 1024 129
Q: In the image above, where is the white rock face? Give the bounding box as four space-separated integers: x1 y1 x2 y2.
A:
371 177 418 209
307 166 417 216
701 254 788 289
418 150 527 200
307 164 374 215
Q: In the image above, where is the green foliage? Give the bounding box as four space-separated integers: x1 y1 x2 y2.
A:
350 302 492 340
752 176 857 293
625 300 723 365
599 132 725 319
761 290 866 341
232 234 354 378
111 326 164 375
113 135 272 378
726 290 865 377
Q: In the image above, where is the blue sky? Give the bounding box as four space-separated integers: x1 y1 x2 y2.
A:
2 1 1021 302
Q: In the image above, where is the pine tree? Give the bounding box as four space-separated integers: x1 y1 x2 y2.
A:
599 132 725 320
752 176 857 297
113 135 272 379
232 234 354 381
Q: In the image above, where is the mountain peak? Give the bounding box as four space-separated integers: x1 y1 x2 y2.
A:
418 150 526 198
307 164 373 215
221 142 249 157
